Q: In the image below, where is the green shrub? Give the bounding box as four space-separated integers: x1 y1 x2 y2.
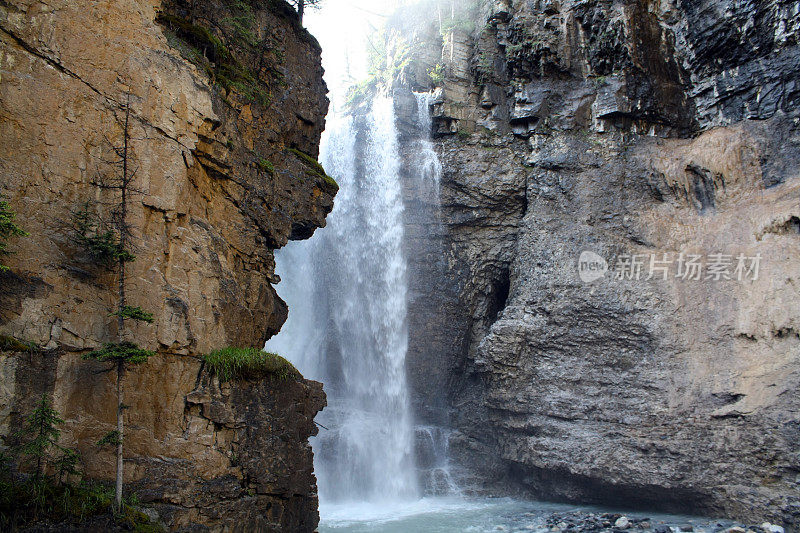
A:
83 342 155 365
53 449 80 486
97 430 122 447
203 347 299 382
110 306 154 324
0 335 40 353
427 63 445 85
0 478 162 531
0 194 28 271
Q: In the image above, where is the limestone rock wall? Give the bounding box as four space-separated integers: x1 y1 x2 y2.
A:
0 0 333 530
389 0 800 527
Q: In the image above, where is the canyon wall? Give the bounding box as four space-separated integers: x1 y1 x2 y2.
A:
0 0 333 530
390 0 800 526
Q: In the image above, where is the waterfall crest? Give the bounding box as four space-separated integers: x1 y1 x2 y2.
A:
266 96 418 503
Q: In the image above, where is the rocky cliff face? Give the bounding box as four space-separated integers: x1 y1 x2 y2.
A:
0 0 333 530
389 0 800 526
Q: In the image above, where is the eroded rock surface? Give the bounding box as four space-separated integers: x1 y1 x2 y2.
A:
388 0 800 526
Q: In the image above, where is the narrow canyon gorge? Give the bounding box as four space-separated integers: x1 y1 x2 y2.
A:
0 0 798 531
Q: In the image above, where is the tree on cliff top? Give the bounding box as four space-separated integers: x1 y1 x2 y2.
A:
72 95 154 511
289 0 322 23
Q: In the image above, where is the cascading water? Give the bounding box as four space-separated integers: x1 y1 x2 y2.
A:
266 96 418 503
416 426 461 496
407 91 461 497
413 91 443 192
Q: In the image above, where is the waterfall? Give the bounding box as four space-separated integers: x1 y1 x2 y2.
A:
407 91 460 497
266 96 418 503
415 426 461 496
413 92 442 191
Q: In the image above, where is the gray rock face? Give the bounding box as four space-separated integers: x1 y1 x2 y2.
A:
389 0 800 527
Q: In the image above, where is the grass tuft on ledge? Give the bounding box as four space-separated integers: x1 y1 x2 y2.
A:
0 335 40 353
288 148 339 192
203 347 300 382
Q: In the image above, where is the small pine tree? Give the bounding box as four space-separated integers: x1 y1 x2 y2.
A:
72 95 154 511
70 202 130 268
0 194 28 272
52 448 80 486
15 395 64 480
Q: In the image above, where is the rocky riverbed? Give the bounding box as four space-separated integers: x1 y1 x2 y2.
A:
531 511 786 533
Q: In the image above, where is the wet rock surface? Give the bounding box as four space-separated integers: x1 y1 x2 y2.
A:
526 511 784 533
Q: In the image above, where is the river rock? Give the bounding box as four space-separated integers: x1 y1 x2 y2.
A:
615 517 631 529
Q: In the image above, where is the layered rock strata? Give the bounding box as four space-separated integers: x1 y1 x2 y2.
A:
0 0 334 529
387 0 800 526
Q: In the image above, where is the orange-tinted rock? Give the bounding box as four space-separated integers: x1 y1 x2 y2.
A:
0 0 332 530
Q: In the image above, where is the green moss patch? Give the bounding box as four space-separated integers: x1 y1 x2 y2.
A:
288 148 338 192
203 347 300 382
0 335 40 353
257 158 274 174
157 13 269 106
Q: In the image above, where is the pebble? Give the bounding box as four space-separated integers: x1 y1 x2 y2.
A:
536 510 753 533
761 524 784 533
616 517 632 529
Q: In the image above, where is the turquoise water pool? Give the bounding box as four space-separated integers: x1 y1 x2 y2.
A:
319 497 736 533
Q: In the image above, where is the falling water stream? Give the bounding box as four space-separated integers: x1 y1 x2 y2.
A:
413 91 443 192
266 96 418 504
265 96 741 533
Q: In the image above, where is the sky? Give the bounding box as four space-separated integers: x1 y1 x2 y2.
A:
305 0 407 109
